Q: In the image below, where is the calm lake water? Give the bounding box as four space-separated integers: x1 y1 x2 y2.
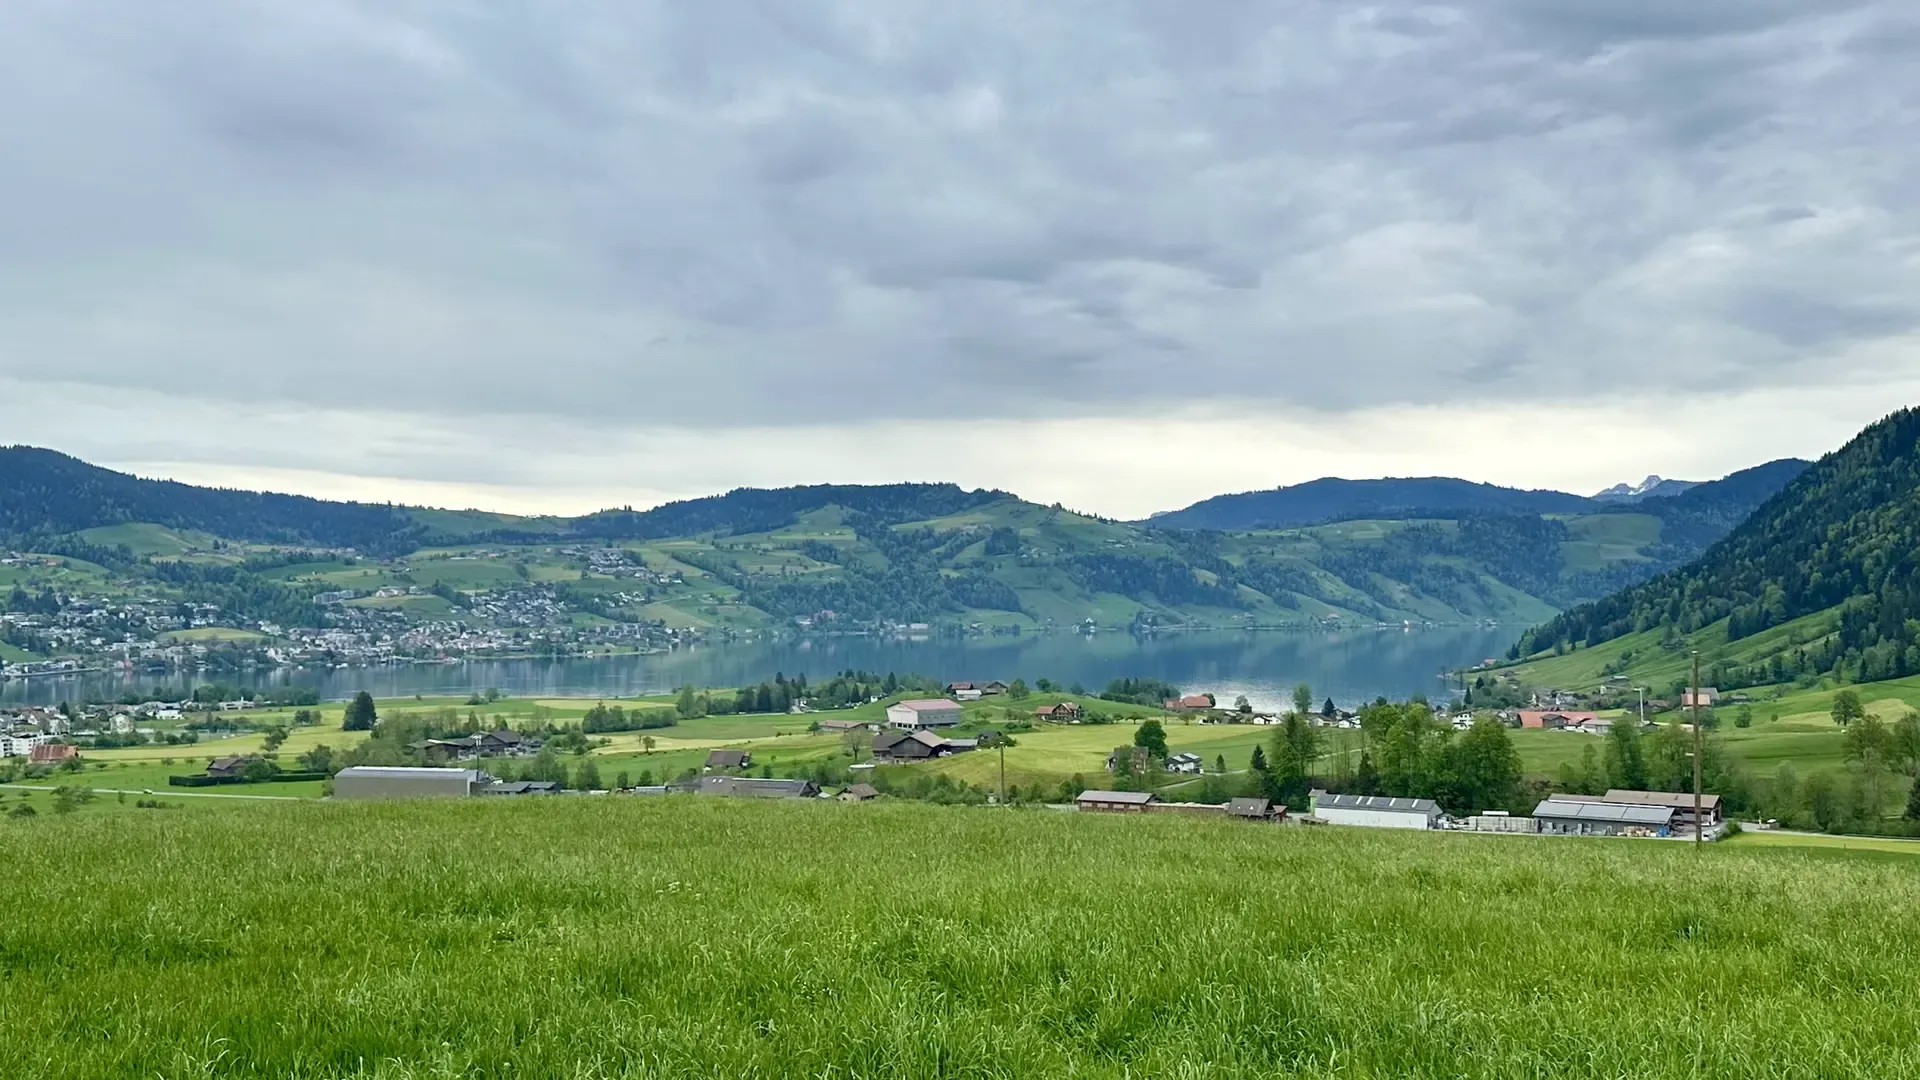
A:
1 627 1522 711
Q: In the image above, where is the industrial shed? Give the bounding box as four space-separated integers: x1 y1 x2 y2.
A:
1533 798 1674 837
1309 791 1442 830
333 767 487 800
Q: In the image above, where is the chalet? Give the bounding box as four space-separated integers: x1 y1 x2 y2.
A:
840 783 879 802
1163 694 1215 712
1165 752 1203 775
408 738 477 763
1518 710 1598 730
873 729 976 762
1076 790 1158 813
1225 797 1279 821
1105 746 1151 774
886 699 964 730
473 730 541 757
1680 688 1721 709
205 755 251 778
705 749 752 772
1034 702 1084 722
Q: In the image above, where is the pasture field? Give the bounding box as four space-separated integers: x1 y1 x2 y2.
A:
3 798 1919 1078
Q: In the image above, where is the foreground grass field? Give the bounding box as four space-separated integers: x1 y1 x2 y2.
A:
5 799 1920 1078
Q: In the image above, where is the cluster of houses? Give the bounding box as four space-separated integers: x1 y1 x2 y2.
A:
1075 790 1284 821
405 730 544 763
330 764 882 803
1307 786 1724 839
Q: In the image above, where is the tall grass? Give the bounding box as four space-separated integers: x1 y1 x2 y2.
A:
3 800 1917 1078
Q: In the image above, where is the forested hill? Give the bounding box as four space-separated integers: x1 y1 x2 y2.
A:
0 447 428 554
1147 477 1593 531
1512 410 1920 683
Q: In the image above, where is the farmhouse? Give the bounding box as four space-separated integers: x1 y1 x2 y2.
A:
472 730 541 757
1076 790 1158 813
706 749 752 771
1518 710 1598 730
28 743 77 766
886 698 964 730
1165 752 1203 775
840 783 879 802
873 729 976 761
1034 702 1084 722
817 719 873 734
1225 797 1279 821
1163 694 1215 712
1533 798 1674 837
333 767 488 800
1309 791 1442 830
696 776 821 799
1105 746 1151 774
1680 688 1721 708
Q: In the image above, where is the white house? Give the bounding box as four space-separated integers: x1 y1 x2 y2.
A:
1309 790 1442 830
885 698 964 730
0 732 48 758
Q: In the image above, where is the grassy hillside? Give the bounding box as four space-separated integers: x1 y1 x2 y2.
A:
4 798 1918 1078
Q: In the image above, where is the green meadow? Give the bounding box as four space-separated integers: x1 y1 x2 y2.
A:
3 798 1918 1078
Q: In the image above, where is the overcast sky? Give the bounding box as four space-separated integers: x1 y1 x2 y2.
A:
3 0 1918 519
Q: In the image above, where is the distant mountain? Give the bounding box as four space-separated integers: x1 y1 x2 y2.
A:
1147 477 1595 531
1592 476 1699 503
1513 409 1916 686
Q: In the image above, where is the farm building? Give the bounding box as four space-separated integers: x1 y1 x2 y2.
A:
817 719 873 734
205 755 252 778
695 776 821 799
333 767 487 800
28 743 77 766
873 729 976 761
1518 710 1598 730
480 780 559 796
1590 790 1722 829
1165 752 1203 775
1225 798 1279 821
1462 811 1540 834
1034 702 1084 722
886 699 964 729
1105 746 1151 774
1533 798 1674 837
706 749 752 771
1076 790 1158 813
840 783 879 802
1680 688 1721 708
1163 694 1215 712
1309 791 1442 830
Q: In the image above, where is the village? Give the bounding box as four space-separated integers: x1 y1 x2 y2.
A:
0 672 1734 842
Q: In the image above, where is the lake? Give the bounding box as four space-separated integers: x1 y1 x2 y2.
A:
0 627 1521 710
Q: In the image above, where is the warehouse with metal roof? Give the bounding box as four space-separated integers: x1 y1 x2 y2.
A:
1533 798 1675 837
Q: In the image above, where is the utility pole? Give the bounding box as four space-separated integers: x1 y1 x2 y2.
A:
999 741 1006 807
1635 686 1646 730
1691 652 1703 848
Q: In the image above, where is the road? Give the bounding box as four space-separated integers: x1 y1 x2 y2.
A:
0 783 302 801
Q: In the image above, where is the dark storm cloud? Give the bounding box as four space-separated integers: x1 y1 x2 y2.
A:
0 0 1915 426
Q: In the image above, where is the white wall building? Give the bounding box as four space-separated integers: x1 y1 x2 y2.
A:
886 699 965 730
0 732 49 758
1310 791 1442 830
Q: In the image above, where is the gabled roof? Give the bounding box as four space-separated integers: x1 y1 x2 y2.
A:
1310 791 1439 814
1595 789 1723 812
845 783 878 799
706 749 751 767
1226 797 1272 818
892 698 962 712
1076 789 1157 805
1535 799 1674 825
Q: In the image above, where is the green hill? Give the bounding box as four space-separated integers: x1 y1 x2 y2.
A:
1514 408 1920 690
0 445 1807 631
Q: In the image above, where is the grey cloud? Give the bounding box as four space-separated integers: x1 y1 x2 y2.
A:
0 0 1916 438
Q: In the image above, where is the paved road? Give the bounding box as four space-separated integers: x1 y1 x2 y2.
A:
0 783 301 801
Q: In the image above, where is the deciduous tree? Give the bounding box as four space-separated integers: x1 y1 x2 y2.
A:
343 691 378 732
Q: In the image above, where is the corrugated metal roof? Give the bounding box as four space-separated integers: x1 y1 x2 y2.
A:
1077 790 1156 804
893 699 962 711
1312 792 1439 814
1599 789 1723 811
338 766 478 780
1535 799 1674 825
